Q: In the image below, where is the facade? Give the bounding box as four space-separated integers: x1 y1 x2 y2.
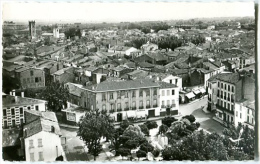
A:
234 100 255 129
159 82 179 116
214 72 255 126
161 75 182 91
23 110 64 162
2 92 47 129
15 67 45 89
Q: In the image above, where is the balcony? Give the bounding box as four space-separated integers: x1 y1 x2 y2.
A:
109 110 115 113
153 104 158 108
132 107 136 110
139 106 144 109
171 104 176 108
161 105 166 108
146 105 151 108
125 108 129 111
117 108 122 112
216 104 234 115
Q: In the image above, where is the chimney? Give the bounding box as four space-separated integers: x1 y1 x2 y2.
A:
12 90 16 96
67 101 70 108
10 92 12 95
15 96 18 103
21 92 24 98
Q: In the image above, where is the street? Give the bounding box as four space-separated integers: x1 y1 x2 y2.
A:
60 96 225 161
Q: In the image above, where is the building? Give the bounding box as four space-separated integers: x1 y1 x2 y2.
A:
213 72 255 126
23 110 65 162
29 21 36 40
14 66 45 89
2 92 47 129
234 100 255 129
158 82 179 116
67 79 161 122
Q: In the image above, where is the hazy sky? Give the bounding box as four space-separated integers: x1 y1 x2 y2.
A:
2 2 255 23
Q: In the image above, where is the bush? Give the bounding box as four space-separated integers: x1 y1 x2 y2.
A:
152 149 160 157
144 121 158 130
140 142 154 153
136 150 147 159
195 122 200 129
139 124 149 136
182 115 196 123
117 148 131 157
186 124 197 132
158 124 169 135
162 117 178 127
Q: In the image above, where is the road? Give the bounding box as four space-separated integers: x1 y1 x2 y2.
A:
60 96 225 161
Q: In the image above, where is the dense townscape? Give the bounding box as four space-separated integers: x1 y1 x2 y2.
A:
2 17 256 161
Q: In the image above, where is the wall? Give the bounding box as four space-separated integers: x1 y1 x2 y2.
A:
18 68 45 89
25 131 63 162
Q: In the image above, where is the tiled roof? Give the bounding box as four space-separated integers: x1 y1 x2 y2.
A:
3 95 47 107
85 79 160 92
23 111 61 138
158 82 177 89
215 73 241 84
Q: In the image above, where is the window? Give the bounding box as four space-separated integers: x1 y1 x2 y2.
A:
153 99 157 106
224 102 226 108
132 90 136 97
231 116 233 122
167 90 170 96
236 111 238 117
170 80 172 84
125 91 128 98
102 104 106 110
125 102 129 108
132 101 136 109
240 113 242 119
29 140 34 148
20 108 23 114
38 139 42 147
231 104 234 111
224 84 226 90
30 153 35 161
27 78 30 83
162 90 165 96
146 89 150 96
232 86 234 92
153 89 157 95
39 77 41 82
175 79 178 84
140 100 143 108
102 93 106 101
3 109 6 116
28 106 31 110
172 89 175 95
247 108 250 114
110 104 114 111
162 101 165 106
11 108 15 115
167 100 170 106
139 90 143 97
221 83 223 88
109 93 113 99
146 100 150 107
38 152 44 161
35 77 39 83
117 103 121 109
30 70 34 76
218 82 220 87
247 116 249 122
84 102 87 108
228 85 230 91
117 91 121 99
35 106 39 111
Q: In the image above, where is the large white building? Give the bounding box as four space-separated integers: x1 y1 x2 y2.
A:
234 100 255 129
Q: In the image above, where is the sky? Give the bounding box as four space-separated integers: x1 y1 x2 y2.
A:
2 1 255 23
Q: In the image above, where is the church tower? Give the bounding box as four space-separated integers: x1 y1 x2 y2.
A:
29 21 36 40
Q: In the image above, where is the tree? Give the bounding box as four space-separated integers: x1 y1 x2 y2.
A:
37 81 69 112
139 124 149 136
152 149 160 157
77 109 114 160
182 115 196 123
140 141 154 153
158 124 168 135
117 148 131 160
144 121 158 130
162 116 178 127
136 150 147 160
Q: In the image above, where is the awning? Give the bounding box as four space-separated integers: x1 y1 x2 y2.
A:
136 110 146 118
126 111 136 118
200 88 206 93
186 92 196 99
193 90 201 95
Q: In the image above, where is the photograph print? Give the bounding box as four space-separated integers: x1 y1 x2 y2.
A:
1 0 258 162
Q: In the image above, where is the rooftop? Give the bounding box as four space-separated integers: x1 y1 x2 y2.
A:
158 81 178 89
3 95 47 107
85 79 160 92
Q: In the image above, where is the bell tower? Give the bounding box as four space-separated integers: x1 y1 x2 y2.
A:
29 20 36 40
